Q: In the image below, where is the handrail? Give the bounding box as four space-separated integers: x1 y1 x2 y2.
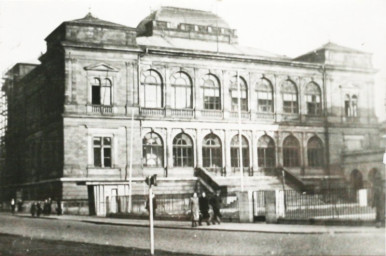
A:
276 167 306 192
194 167 225 195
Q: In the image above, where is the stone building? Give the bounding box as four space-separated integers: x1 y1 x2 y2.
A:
0 7 382 215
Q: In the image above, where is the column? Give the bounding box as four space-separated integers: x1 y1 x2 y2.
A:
252 132 258 175
166 128 173 172
301 132 306 175
196 129 202 167
224 130 231 175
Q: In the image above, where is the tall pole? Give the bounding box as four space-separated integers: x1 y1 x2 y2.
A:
149 185 154 255
237 71 244 192
128 109 134 212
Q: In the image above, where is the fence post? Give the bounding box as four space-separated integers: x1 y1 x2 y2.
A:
237 191 253 223
276 190 285 218
358 189 368 207
264 191 277 223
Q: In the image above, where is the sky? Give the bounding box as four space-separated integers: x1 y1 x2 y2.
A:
0 0 385 119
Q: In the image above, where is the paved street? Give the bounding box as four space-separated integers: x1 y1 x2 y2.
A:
0 214 384 255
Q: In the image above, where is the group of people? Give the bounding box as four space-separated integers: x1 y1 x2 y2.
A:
30 198 62 217
190 191 222 227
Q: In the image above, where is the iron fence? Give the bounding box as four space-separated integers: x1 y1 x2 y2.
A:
252 187 376 221
106 193 239 219
283 187 375 220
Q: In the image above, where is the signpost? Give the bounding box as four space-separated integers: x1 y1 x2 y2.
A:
145 175 157 255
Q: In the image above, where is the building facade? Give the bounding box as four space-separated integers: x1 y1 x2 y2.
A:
1 7 382 215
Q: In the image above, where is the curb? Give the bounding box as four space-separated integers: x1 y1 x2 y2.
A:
12 214 385 235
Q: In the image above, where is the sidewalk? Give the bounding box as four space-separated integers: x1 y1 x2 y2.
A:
14 213 384 234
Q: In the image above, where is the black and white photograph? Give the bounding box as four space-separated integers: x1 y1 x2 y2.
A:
0 0 385 255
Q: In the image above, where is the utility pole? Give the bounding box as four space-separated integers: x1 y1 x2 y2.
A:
128 109 134 212
237 71 244 192
149 185 154 255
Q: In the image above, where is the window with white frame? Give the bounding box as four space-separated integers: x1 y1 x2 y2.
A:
141 70 163 108
202 134 222 169
173 133 194 167
230 76 248 111
170 72 192 109
256 78 274 113
258 135 275 167
230 135 250 168
142 132 164 167
93 137 112 167
283 135 300 167
306 82 322 115
282 80 298 114
91 78 112 105
201 74 221 110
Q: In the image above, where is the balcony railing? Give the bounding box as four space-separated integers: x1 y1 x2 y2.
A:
230 111 250 119
201 109 223 118
170 108 194 118
140 107 165 117
91 105 113 114
255 112 275 120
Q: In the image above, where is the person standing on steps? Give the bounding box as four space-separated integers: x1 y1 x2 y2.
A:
199 192 210 226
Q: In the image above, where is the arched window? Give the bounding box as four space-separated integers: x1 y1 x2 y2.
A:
92 78 112 105
282 80 298 114
256 78 274 113
202 134 222 170
283 135 300 167
170 72 192 109
141 70 163 108
142 132 163 167
230 135 250 168
201 74 221 110
230 76 248 111
258 135 275 167
306 82 321 115
307 136 324 167
173 133 193 167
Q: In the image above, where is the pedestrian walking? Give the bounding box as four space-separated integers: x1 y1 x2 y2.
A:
47 198 52 215
10 198 15 214
199 192 210 226
210 191 222 224
30 202 36 217
190 192 200 227
56 199 62 215
36 202 42 217
43 199 49 215
146 194 157 219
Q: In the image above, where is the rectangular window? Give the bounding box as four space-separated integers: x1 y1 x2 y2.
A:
93 137 112 167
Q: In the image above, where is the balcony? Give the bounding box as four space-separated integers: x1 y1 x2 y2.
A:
140 107 165 117
254 112 275 120
304 114 323 123
90 105 113 115
201 109 223 118
229 111 250 119
170 108 194 118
